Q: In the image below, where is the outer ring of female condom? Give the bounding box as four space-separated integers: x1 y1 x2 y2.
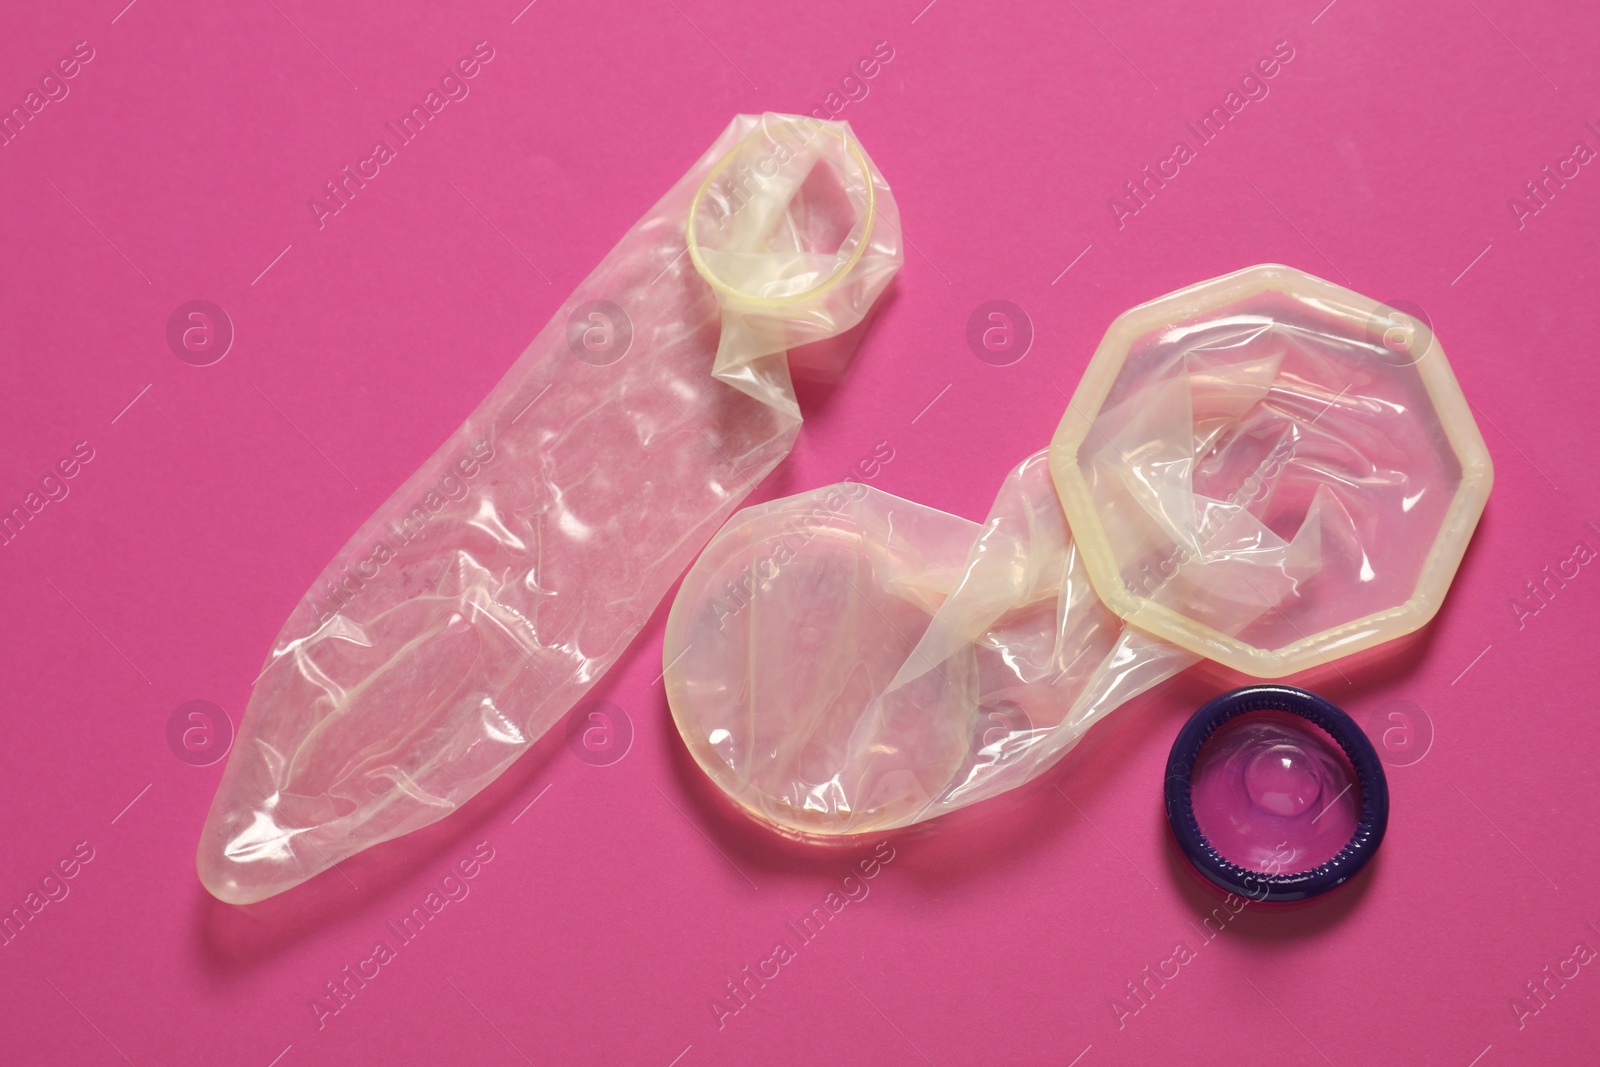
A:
1048 264 1495 678
1164 684 1388 903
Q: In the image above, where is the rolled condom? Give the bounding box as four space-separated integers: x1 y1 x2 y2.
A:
664 265 1492 838
198 114 902 903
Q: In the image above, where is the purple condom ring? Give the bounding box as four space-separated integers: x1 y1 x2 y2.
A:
1165 685 1388 903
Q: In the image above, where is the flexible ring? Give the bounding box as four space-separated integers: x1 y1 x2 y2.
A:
686 117 878 308
1164 684 1388 903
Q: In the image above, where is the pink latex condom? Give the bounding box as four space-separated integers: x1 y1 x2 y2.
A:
664 265 1492 839
198 114 902 904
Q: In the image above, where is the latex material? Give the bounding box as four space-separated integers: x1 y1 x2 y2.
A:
198 114 902 904
664 265 1491 838
1189 711 1359 874
1051 265 1494 676
665 452 1198 837
1163 684 1388 902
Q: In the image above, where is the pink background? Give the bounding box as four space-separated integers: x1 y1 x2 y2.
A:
2 0 1597 1064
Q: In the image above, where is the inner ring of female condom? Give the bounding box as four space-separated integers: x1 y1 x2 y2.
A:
662 265 1492 839
687 120 878 306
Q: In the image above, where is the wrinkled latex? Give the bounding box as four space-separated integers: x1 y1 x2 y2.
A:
1051 268 1494 675
199 114 902 903
664 266 1492 837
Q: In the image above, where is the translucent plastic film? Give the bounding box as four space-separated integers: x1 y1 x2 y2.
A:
1050 265 1494 676
664 265 1491 838
199 114 902 903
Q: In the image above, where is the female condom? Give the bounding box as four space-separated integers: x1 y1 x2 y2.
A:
197 114 903 904
663 265 1493 839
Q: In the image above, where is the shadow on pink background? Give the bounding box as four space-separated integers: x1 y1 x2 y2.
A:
1 1 1597 1064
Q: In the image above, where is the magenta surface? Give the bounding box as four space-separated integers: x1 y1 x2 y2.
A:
1190 711 1361 874
2 1 1598 1065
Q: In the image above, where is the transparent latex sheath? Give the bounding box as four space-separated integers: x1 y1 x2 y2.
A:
665 309 1471 837
198 114 902 903
1078 312 1461 657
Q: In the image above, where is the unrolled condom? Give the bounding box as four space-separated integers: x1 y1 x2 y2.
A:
664 265 1492 839
198 114 902 904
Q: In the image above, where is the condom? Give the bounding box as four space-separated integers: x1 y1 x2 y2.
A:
664 264 1491 839
1166 685 1388 902
197 114 902 904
